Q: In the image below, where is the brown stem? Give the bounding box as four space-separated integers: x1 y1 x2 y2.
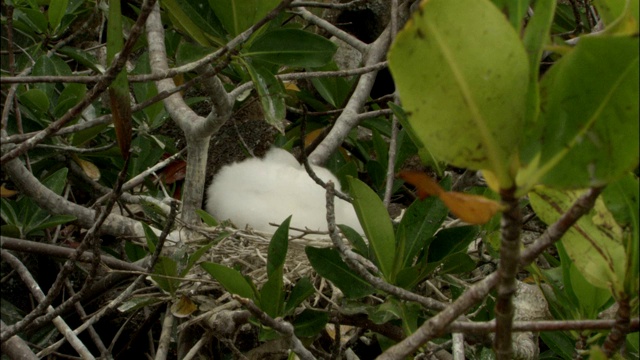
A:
602 295 631 357
494 187 522 359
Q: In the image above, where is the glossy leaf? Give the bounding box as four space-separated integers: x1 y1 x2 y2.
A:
293 309 328 338
530 187 626 292
347 176 396 281
54 83 86 118
310 62 355 108
243 60 286 133
201 262 258 301
261 217 290 318
58 46 101 73
152 257 179 296
20 89 50 113
48 0 68 32
246 29 337 67
305 246 374 299
395 192 448 269
196 209 218 227
163 0 213 46
519 36 639 190
208 0 279 37
388 0 529 187
284 277 315 314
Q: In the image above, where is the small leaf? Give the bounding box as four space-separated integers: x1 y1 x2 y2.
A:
399 171 503 224
398 171 443 199
0 185 18 198
58 46 102 73
439 191 503 225
152 257 180 296
72 156 100 181
201 262 258 301
243 60 286 133
293 309 328 338
171 295 198 318
305 246 374 299
47 0 68 32
196 209 218 227
284 277 315 314
246 29 337 67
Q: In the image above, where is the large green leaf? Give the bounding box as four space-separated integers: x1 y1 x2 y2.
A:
347 177 396 281
530 187 626 293
284 277 315 315
310 62 355 108
163 0 213 46
243 60 286 133
260 217 290 318
519 36 639 190
293 309 328 338
208 0 279 37
305 246 374 299
388 0 529 187
245 29 337 68
152 257 179 296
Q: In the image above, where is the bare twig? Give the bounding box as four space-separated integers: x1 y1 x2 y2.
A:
1 251 95 359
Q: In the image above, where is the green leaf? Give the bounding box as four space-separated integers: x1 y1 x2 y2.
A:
201 262 258 301
293 309 328 338
260 276 284 318
142 222 158 253
58 46 101 73
396 192 448 269
31 214 76 232
208 0 279 37
530 187 626 292
173 0 225 45
602 174 639 295
42 167 68 195
152 257 179 296
181 242 216 277
519 36 639 190
195 209 218 227
347 177 396 281
427 226 479 263
132 52 163 125
305 246 374 299
521 0 556 129
388 102 442 174
245 29 337 67
175 41 215 67
540 331 575 360
284 277 315 314
14 8 47 35
47 0 68 32
54 83 86 118
267 216 290 278
338 224 369 258
20 89 50 113
243 60 286 133
125 242 147 262
310 62 355 108
163 0 214 46
388 0 529 187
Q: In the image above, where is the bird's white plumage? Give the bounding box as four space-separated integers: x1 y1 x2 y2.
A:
206 148 363 236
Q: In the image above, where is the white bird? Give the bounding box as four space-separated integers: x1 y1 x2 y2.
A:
205 148 363 236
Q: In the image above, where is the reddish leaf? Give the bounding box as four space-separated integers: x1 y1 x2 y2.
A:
162 159 187 184
398 170 444 199
399 171 503 224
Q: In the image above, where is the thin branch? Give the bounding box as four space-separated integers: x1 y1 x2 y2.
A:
446 318 640 333
155 305 174 360
0 236 145 272
235 296 317 360
1 251 96 359
291 7 368 53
